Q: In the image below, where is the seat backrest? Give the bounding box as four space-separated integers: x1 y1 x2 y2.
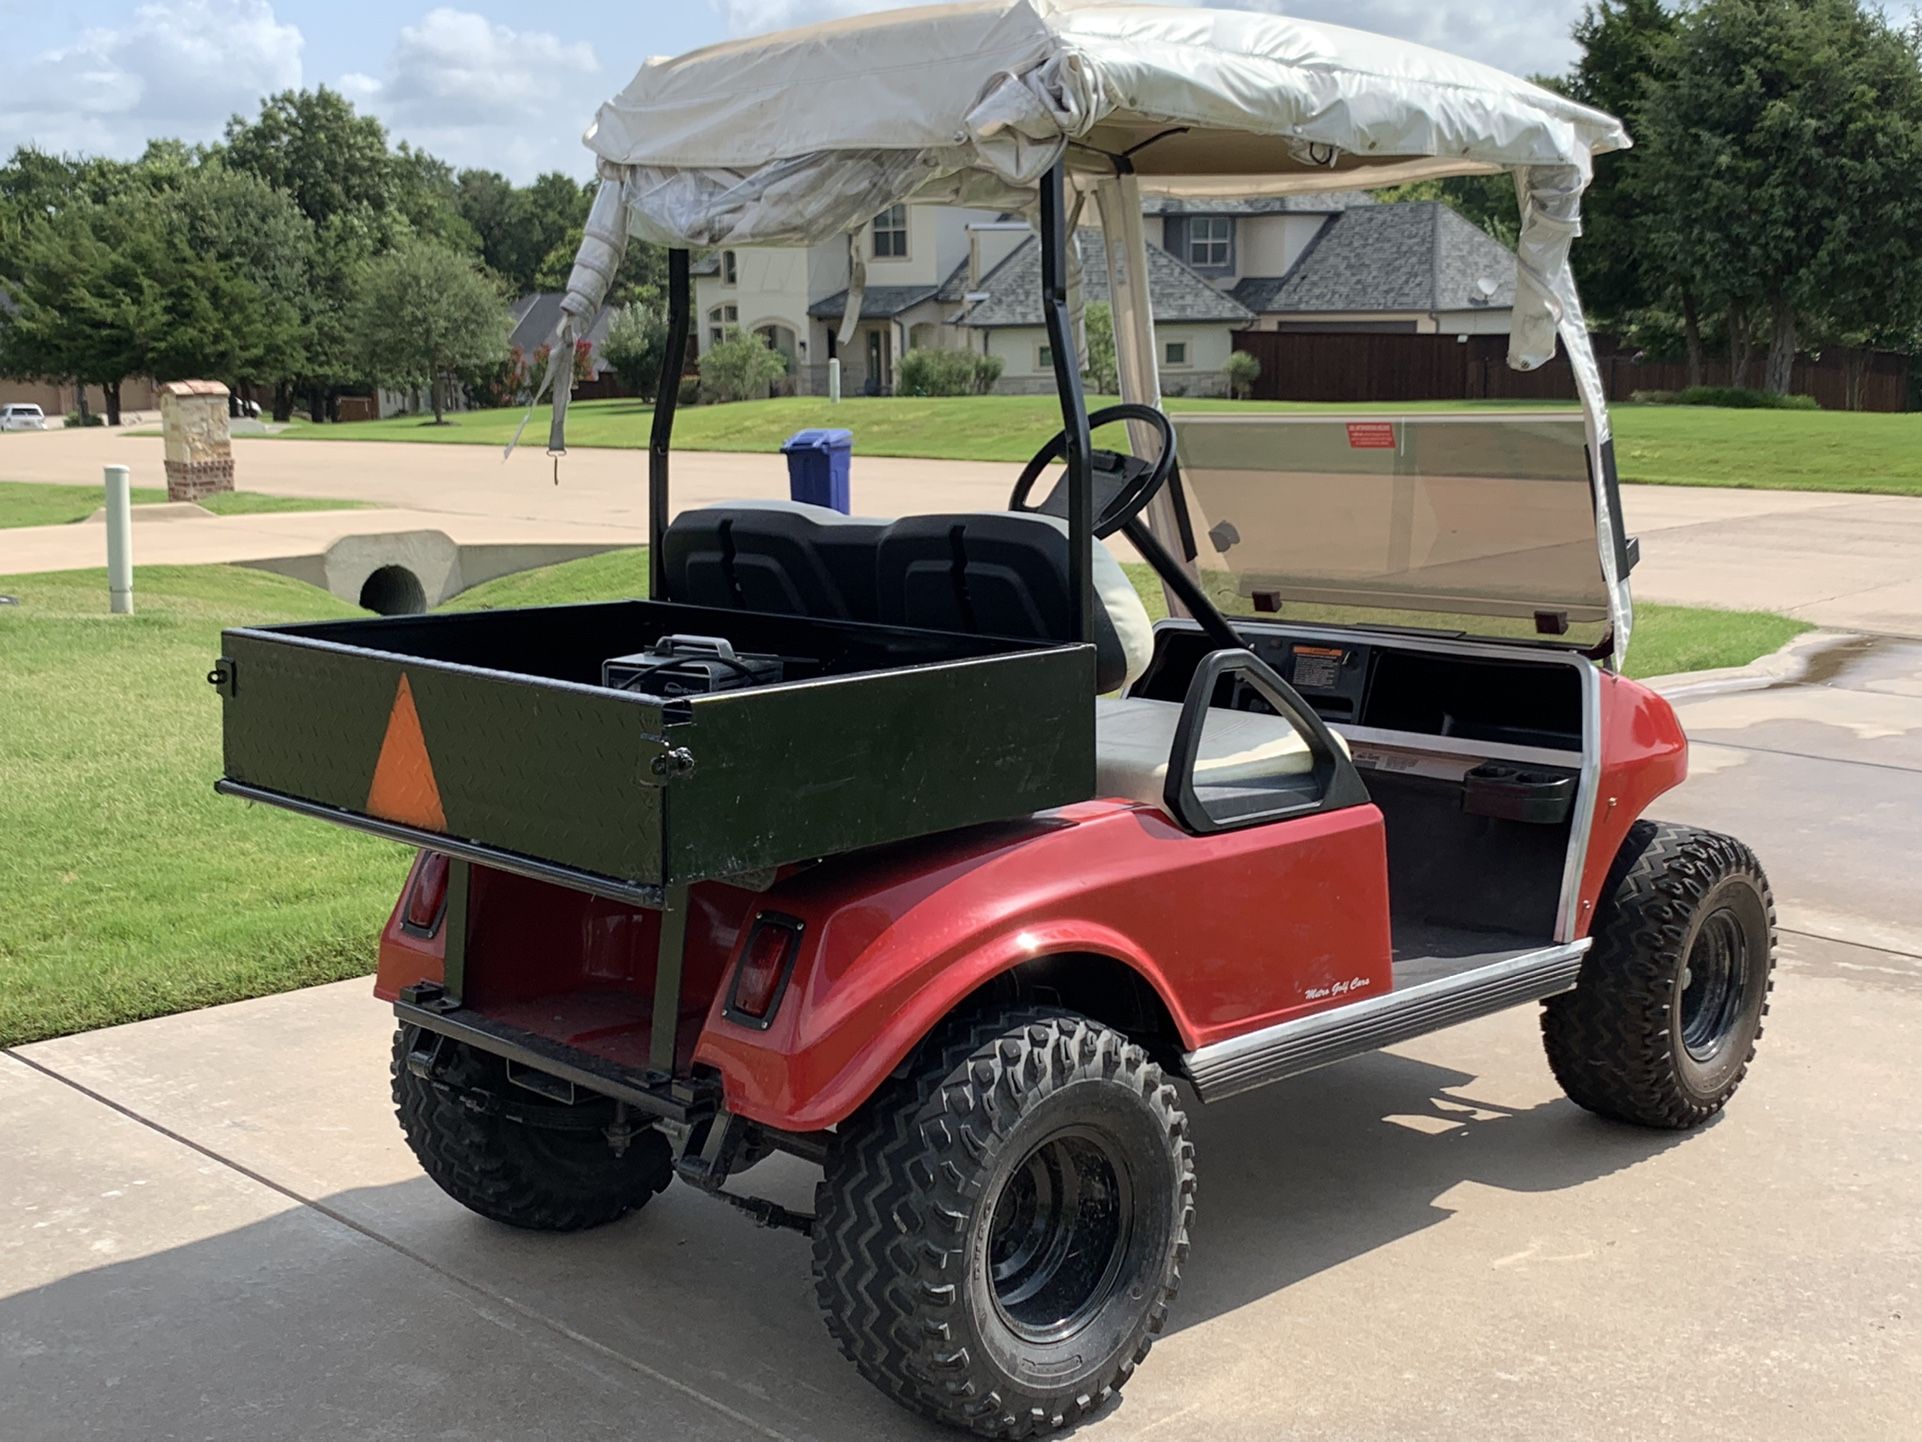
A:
875 512 1154 692
662 500 886 622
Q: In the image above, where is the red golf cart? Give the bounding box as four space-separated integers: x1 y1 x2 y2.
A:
213 5 1775 1435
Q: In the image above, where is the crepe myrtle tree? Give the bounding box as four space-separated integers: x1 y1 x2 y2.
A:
351 238 509 423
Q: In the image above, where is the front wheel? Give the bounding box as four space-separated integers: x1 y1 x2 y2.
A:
1542 821 1776 1128
813 1008 1195 1438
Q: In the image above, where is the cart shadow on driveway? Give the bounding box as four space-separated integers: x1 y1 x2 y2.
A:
2 1046 1686 1442
1167 1050 1689 1336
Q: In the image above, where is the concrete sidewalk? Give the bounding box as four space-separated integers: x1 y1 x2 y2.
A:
4 428 1919 633
5 639 1921 1441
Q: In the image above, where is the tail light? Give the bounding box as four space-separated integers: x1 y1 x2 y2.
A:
726 914 802 1027
402 852 451 934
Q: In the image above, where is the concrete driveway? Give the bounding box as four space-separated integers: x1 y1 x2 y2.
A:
4 427 1921 635
5 637 1919 1441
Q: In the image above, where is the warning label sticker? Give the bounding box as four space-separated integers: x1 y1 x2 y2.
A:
1346 422 1397 450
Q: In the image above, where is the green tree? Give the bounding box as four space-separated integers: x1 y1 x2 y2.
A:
159 165 315 414
1563 1 1680 335
223 87 398 231
1640 0 1922 394
350 238 509 422
600 302 668 398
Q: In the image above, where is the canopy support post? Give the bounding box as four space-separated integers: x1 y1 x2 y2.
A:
650 249 691 601
1039 160 1094 647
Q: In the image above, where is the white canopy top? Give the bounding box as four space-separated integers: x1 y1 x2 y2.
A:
583 0 1627 248
544 0 1637 662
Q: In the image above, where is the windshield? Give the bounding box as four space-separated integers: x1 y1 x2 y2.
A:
1172 412 1610 648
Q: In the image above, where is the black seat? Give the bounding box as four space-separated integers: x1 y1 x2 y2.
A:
663 500 886 622
874 512 1152 693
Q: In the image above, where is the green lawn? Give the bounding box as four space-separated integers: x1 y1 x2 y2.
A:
0 479 373 529
0 566 403 1046
0 550 1805 1046
262 395 1922 496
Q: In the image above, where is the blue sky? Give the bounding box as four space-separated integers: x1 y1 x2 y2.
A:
5 1 1917 181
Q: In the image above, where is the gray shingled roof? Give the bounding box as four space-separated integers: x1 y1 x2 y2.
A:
807 285 942 321
1142 190 1376 216
962 229 1254 328
1232 202 1516 316
934 256 975 303
508 293 613 362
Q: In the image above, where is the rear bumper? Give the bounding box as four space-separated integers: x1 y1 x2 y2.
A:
396 982 719 1126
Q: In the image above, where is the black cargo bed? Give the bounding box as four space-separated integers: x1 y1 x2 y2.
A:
215 599 1096 901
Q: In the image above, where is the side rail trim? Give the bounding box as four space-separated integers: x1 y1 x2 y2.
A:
1184 940 1590 1102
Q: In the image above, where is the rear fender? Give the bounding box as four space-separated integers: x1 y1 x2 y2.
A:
694 915 1191 1134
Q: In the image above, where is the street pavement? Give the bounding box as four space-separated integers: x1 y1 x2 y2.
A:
3 426 1921 635
4 636 1919 1441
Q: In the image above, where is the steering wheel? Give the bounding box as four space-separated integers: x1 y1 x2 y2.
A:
1009 403 1176 540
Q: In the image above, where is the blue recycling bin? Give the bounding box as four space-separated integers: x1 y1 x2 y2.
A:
781 428 853 513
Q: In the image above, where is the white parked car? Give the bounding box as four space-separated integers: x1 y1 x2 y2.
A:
1 403 48 431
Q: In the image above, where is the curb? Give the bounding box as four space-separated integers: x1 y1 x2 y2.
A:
1643 628 1861 700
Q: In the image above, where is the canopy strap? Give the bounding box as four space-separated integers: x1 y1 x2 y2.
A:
505 177 627 462
838 233 865 348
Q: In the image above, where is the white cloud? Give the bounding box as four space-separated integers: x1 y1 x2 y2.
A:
705 0 1591 80
342 8 600 174
0 0 303 156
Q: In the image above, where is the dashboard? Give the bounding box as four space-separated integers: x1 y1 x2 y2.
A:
1130 621 1588 763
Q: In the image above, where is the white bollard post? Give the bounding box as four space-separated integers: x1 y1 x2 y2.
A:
827 357 842 404
104 464 133 615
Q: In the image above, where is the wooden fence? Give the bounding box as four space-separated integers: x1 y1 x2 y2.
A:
1230 330 1913 412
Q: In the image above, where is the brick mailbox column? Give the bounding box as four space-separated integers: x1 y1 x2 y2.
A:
159 380 236 501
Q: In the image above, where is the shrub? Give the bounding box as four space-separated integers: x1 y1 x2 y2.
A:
1082 303 1118 393
1223 349 1261 401
896 347 1002 396
64 410 106 428
1629 389 1678 405
602 303 669 399
1657 386 1821 411
677 374 702 407
698 327 789 403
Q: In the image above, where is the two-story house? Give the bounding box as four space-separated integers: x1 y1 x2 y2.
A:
691 192 1520 397
693 203 1024 396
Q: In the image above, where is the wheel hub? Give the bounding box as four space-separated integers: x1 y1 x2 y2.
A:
986 1128 1132 1343
1679 907 1750 1063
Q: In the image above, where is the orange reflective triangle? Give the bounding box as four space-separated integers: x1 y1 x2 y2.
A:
366 673 446 831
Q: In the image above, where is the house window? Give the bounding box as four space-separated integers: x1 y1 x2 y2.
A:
1164 340 1189 367
871 204 908 259
706 303 738 348
1188 216 1232 270
720 250 737 286
1036 343 1054 372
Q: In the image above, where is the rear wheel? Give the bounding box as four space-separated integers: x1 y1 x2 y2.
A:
1542 821 1776 1128
391 1028 673 1230
813 1007 1194 1438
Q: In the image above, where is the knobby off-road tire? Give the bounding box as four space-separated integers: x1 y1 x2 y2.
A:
391 1028 673 1231
1542 821 1776 1129
813 1007 1195 1439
